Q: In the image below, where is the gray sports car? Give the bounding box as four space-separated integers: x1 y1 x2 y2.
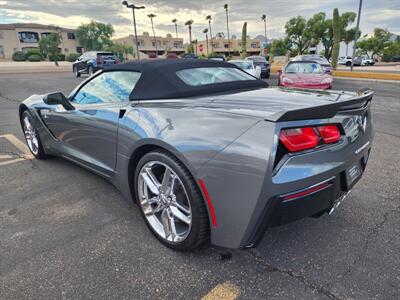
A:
19 60 373 250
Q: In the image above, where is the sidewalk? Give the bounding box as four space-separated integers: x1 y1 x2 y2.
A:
0 61 72 74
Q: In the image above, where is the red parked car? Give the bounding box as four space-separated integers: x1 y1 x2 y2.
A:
278 61 333 89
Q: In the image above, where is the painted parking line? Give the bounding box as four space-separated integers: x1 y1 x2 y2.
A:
0 134 33 166
202 281 241 300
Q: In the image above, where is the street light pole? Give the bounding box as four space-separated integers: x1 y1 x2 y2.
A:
351 0 363 71
122 1 145 61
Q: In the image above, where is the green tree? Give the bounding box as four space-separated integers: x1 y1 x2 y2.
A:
76 21 114 51
39 32 62 66
270 38 291 56
105 42 133 61
343 28 357 56
307 12 326 53
331 8 340 70
285 16 312 54
241 22 247 58
356 28 391 59
382 40 400 61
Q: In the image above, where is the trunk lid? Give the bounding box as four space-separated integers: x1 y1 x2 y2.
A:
196 87 373 121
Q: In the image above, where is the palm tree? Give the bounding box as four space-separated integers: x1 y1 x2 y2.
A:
261 14 267 45
185 19 194 50
206 15 213 50
343 28 356 56
172 18 178 38
224 4 230 57
203 28 209 55
148 13 158 56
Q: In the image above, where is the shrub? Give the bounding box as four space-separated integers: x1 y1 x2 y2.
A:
49 54 66 61
12 51 26 61
25 49 42 59
66 53 80 62
27 54 42 62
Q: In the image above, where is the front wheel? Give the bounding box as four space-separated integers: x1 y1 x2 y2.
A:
21 111 47 159
88 65 94 77
134 150 209 251
73 66 80 77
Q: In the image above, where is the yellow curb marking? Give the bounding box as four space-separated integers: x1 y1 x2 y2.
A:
0 134 34 166
202 281 241 300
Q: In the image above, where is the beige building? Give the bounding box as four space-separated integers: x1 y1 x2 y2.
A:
0 23 82 60
197 35 262 57
114 32 185 56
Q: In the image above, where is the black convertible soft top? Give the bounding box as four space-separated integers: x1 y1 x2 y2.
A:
105 59 268 100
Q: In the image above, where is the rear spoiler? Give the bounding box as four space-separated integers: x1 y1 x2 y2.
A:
266 89 374 122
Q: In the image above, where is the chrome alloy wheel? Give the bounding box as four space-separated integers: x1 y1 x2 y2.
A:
138 161 192 243
22 115 39 155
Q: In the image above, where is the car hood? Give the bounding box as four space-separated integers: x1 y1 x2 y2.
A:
283 73 327 83
159 87 369 121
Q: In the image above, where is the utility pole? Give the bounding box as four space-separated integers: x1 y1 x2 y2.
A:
122 1 145 60
351 0 362 71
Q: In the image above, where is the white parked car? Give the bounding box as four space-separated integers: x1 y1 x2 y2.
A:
360 56 375 66
228 60 261 78
338 56 362 66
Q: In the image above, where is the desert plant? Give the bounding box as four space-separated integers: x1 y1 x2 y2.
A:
331 8 340 70
25 49 42 59
241 22 247 58
27 54 41 62
48 53 65 61
66 53 80 62
12 51 26 61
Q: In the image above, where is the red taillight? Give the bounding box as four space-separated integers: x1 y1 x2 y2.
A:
279 127 319 152
279 124 341 152
316 125 340 143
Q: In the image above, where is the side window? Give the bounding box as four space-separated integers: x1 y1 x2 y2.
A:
72 71 141 104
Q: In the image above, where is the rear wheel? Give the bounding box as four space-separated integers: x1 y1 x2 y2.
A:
134 150 209 251
346 61 351 67
21 111 47 159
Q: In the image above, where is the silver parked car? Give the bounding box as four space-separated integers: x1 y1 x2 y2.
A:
19 60 373 250
228 59 261 78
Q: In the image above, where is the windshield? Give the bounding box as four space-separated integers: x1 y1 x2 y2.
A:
176 67 256 86
230 61 253 70
285 62 323 74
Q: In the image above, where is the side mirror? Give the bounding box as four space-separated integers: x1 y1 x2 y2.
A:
43 92 74 110
277 69 282 74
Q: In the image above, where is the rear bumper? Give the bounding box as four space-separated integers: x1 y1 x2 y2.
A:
280 82 331 89
245 147 371 248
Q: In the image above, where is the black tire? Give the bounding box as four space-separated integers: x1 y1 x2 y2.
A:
134 150 209 251
21 110 47 159
73 66 80 77
88 65 94 76
346 61 351 67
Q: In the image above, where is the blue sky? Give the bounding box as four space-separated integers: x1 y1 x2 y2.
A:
1 0 399 41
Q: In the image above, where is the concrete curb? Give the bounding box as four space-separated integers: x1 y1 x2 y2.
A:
0 67 71 74
332 71 400 81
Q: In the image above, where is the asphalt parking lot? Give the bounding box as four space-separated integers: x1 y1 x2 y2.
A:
0 72 399 299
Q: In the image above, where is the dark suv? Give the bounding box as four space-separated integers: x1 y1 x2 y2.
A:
72 51 120 77
245 56 270 78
